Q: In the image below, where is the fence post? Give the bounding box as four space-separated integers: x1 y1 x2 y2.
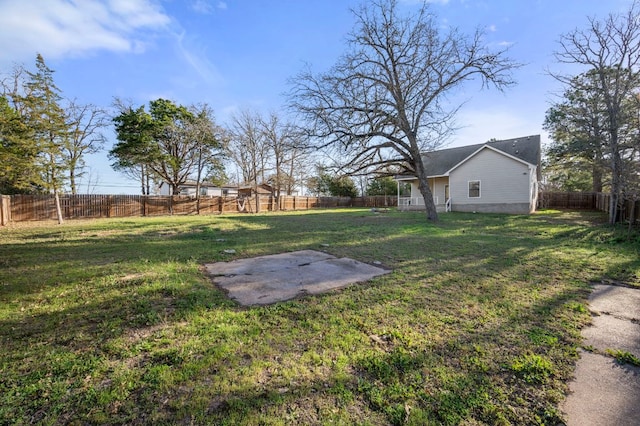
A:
0 195 10 226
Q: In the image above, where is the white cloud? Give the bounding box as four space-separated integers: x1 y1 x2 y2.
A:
191 0 214 14
173 31 224 87
0 0 170 64
488 24 497 32
191 0 227 14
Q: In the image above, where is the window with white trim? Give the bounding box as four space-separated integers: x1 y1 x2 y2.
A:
468 180 480 198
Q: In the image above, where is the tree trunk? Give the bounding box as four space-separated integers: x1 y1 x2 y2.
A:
592 163 603 193
609 147 621 225
145 171 150 195
140 165 146 195
54 191 64 224
417 174 438 222
413 147 439 221
69 167 77 195
628 198 636 238
196 148 203 215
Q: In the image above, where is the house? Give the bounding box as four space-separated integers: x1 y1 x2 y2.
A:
396 135 541 214
157 181 238 197
236 183 300 197
237 183 274 198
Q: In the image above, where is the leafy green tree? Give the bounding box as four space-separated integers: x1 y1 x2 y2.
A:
0 96 38 193
308 169 358 197
148 98 198 195
24 54 68 193
366 176 399 196
329 175 358 197
553 0 640 223
22 54 69 222
111 99 224 196
541 157 593 192
110 104 155 194
543 70 610 192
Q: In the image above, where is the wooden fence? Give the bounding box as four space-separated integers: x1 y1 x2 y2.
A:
592 193 639 224
537 191 598 210
2 194 397 223
538 191 639 223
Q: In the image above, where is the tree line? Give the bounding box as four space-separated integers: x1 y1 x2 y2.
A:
544 1 640 224
2 0 639 224
0 55 397 208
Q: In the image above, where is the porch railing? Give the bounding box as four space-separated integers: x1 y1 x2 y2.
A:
398 196 425 208
398 196 447 210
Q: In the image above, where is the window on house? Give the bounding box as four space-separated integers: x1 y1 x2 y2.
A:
468 180 480 198
200 187 208 196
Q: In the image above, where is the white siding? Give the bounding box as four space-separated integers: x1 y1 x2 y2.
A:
450 148 530 205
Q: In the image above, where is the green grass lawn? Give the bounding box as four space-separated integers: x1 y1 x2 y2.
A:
1 209 638 425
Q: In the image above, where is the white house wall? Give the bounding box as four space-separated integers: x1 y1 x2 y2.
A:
450 148 533 213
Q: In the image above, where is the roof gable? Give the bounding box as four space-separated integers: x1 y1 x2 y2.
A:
421 135 540 177
448 144 534 174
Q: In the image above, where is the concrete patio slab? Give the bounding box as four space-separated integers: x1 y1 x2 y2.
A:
582 314 640 358
204 250 391 306
562 350 640 426
588 283 640 320
562 284 640 425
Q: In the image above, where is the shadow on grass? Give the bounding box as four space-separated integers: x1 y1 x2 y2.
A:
0 209 638 424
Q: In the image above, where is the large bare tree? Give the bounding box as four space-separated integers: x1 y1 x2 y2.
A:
553 0 640 224
289 0 518 221
64 100 108 194
260 112 306 204
226 109 269 189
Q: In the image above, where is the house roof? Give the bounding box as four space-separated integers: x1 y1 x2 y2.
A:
421 135 541 177
237 183 274 194
159 181 238 190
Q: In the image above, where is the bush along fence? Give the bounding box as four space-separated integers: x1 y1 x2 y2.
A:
2 194 397 223
538 191 639 224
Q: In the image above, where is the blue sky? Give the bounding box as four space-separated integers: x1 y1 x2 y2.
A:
0 0 632 194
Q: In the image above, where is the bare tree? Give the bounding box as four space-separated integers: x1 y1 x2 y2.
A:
64 100 108 194
226 109 269 188
283 143 309 195
260 112 305 206
553 0 640 224
289 0 518 221
187 103 226 212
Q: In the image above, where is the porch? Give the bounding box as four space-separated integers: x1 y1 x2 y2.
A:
398 196 451 213
396 176 450 213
